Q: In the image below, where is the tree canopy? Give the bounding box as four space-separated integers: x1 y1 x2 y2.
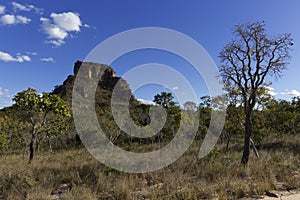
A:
13 88 71 162
219 21 293 164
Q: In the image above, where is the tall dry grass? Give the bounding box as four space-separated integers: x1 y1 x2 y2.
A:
0 134 299 199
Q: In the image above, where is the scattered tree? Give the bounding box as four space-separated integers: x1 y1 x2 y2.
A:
13 88 71 162
153 92 177 109
219 21 293 164
153 92 180 141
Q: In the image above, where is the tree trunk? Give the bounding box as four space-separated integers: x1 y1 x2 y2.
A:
47 135 53 152
29 140 34 163
35 139 40 152
28 125 36 163
241 108 252 165
250 138 259 158
225 131 231 152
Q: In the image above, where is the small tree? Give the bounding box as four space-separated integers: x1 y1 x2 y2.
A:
13 88 71 162
219 22 293 164
153 92 177 109
153 92 180 141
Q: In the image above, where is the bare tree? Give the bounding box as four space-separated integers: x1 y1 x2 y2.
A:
219 21 293 164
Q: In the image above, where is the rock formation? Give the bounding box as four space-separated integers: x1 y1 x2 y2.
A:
52 61 132 104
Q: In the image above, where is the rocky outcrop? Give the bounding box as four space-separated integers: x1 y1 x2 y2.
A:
52 61 132 104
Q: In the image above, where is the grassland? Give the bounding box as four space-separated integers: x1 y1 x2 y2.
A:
0 134 299 200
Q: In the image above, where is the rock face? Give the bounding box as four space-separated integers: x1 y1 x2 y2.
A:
52 61 132 104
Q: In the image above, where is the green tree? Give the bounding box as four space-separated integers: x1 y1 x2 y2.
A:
199 95 211 108
291 97 300 134
13 88 71 162
153 92 180 142
264 98 299 135
153 92 177 109
0 114 29 153
197 96 211 139
222 104 244 150
219 21 293 164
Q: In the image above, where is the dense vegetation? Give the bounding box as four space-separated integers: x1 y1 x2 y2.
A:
1 87 299 157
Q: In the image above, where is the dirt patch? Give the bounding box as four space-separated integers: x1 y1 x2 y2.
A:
263 190 300 200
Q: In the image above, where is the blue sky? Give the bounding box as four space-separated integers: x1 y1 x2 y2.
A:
0 0 299 108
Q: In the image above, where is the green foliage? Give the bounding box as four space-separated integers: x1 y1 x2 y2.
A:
153 92 177 109
13 88 71 118
11 88 71 161
0 116 9 151
197 96 212 139
155 92 181 142
263 98 300 135
0 113 29 152
0 85 299 164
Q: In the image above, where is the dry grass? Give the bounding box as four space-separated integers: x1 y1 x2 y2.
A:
0 135 299 199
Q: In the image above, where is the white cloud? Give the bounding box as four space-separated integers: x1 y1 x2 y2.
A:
137 98 155 105
0 87 10 98
12 2 30 11
21 55 31 62
16 15 31 24
51 12 81 31
0 100 13 108
26 52 38 56
12 2 43 14
0 88 13 108
40 17 68 40
0 14 14 24
41 12 82 46
40 57 55 63
281 89 300 97
45 39 65 46
0 51 31 62
265 86 276 96
0 14 31 25
0 5 5 14
172 86 179 90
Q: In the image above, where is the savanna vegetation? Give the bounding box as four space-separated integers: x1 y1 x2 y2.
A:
0 22 299 199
